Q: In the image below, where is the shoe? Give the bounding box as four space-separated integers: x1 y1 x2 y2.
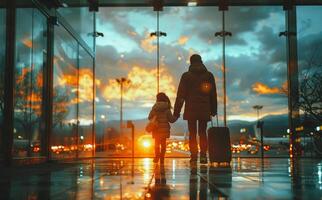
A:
200 157 208 164
153 157 159 163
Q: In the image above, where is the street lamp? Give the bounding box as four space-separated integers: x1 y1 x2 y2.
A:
150 8 167 94
253 105 264 159
215 11 232 127
116 78 131 136
253 105 263 121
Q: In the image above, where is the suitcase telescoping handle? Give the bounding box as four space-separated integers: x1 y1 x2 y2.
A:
211 115 219 127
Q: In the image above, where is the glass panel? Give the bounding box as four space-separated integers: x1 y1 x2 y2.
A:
95 7 155 157
226 7 288 157
52 25 78 159
95 7 221 158
13 8 47 158
78 46 94 158
58 7 95 51
160 7 222 158
297 6 322 157
0 9 5 156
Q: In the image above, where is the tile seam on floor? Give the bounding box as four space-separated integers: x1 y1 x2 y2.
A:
197 171 229 198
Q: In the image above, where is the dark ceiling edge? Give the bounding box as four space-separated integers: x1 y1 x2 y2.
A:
1 1 322 8
60 3 322 7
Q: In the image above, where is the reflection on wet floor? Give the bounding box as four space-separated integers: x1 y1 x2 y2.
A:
0 158 321 199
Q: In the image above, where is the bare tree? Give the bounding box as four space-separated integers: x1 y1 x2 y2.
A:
280 43 322 124
298 43 322 123
299 72 322 123
0 68 69 155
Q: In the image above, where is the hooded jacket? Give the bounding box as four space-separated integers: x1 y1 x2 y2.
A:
173 62 217 121
148 102 177 139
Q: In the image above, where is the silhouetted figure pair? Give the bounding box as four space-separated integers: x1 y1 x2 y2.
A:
148 54 217 164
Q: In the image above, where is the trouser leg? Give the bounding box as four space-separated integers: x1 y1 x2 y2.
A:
160 138 166 159
160 138 166 163
188 120 198 159
198 120 208 157
155 138 160 159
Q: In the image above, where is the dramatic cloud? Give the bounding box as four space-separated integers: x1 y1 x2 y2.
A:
252 82 284 95
102 66 176 103
180 6 276 46
93 6 321 121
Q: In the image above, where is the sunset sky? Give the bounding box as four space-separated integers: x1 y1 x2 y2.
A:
88 6 321 122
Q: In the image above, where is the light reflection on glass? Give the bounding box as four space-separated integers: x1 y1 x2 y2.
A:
172 159 176 180
52 23 78 159
143 158 151 183
13 8 47 158
318 164 321 187
288 159 291 177
99 178 104 186
58 7 94 50
0 9 5 156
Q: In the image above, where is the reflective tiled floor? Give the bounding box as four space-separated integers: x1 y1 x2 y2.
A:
0 158 321 199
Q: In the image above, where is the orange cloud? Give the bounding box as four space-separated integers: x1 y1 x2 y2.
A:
140 33 156 53
252 82 283 95
22 37 33 48
79 68 94 103
102 66 176 103
177 36 189 45
55 68 100 103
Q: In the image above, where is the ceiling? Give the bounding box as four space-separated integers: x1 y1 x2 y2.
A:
1 0 321 8
59 0 322 7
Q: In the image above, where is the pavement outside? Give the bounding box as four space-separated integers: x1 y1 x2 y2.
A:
0 158 321 199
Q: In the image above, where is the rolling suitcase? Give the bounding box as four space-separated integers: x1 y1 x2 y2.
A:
208 116 232 163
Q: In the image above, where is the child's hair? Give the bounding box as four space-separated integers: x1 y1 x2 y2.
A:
156 92 171 109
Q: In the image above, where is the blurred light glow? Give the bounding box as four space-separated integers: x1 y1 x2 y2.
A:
172 159 176 180
240 128 247 133
228 115 258 122
187 1 197 6
318 164 322 189
142 140 151 148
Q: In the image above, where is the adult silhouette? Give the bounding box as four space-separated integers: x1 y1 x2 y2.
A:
174 54 217 163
